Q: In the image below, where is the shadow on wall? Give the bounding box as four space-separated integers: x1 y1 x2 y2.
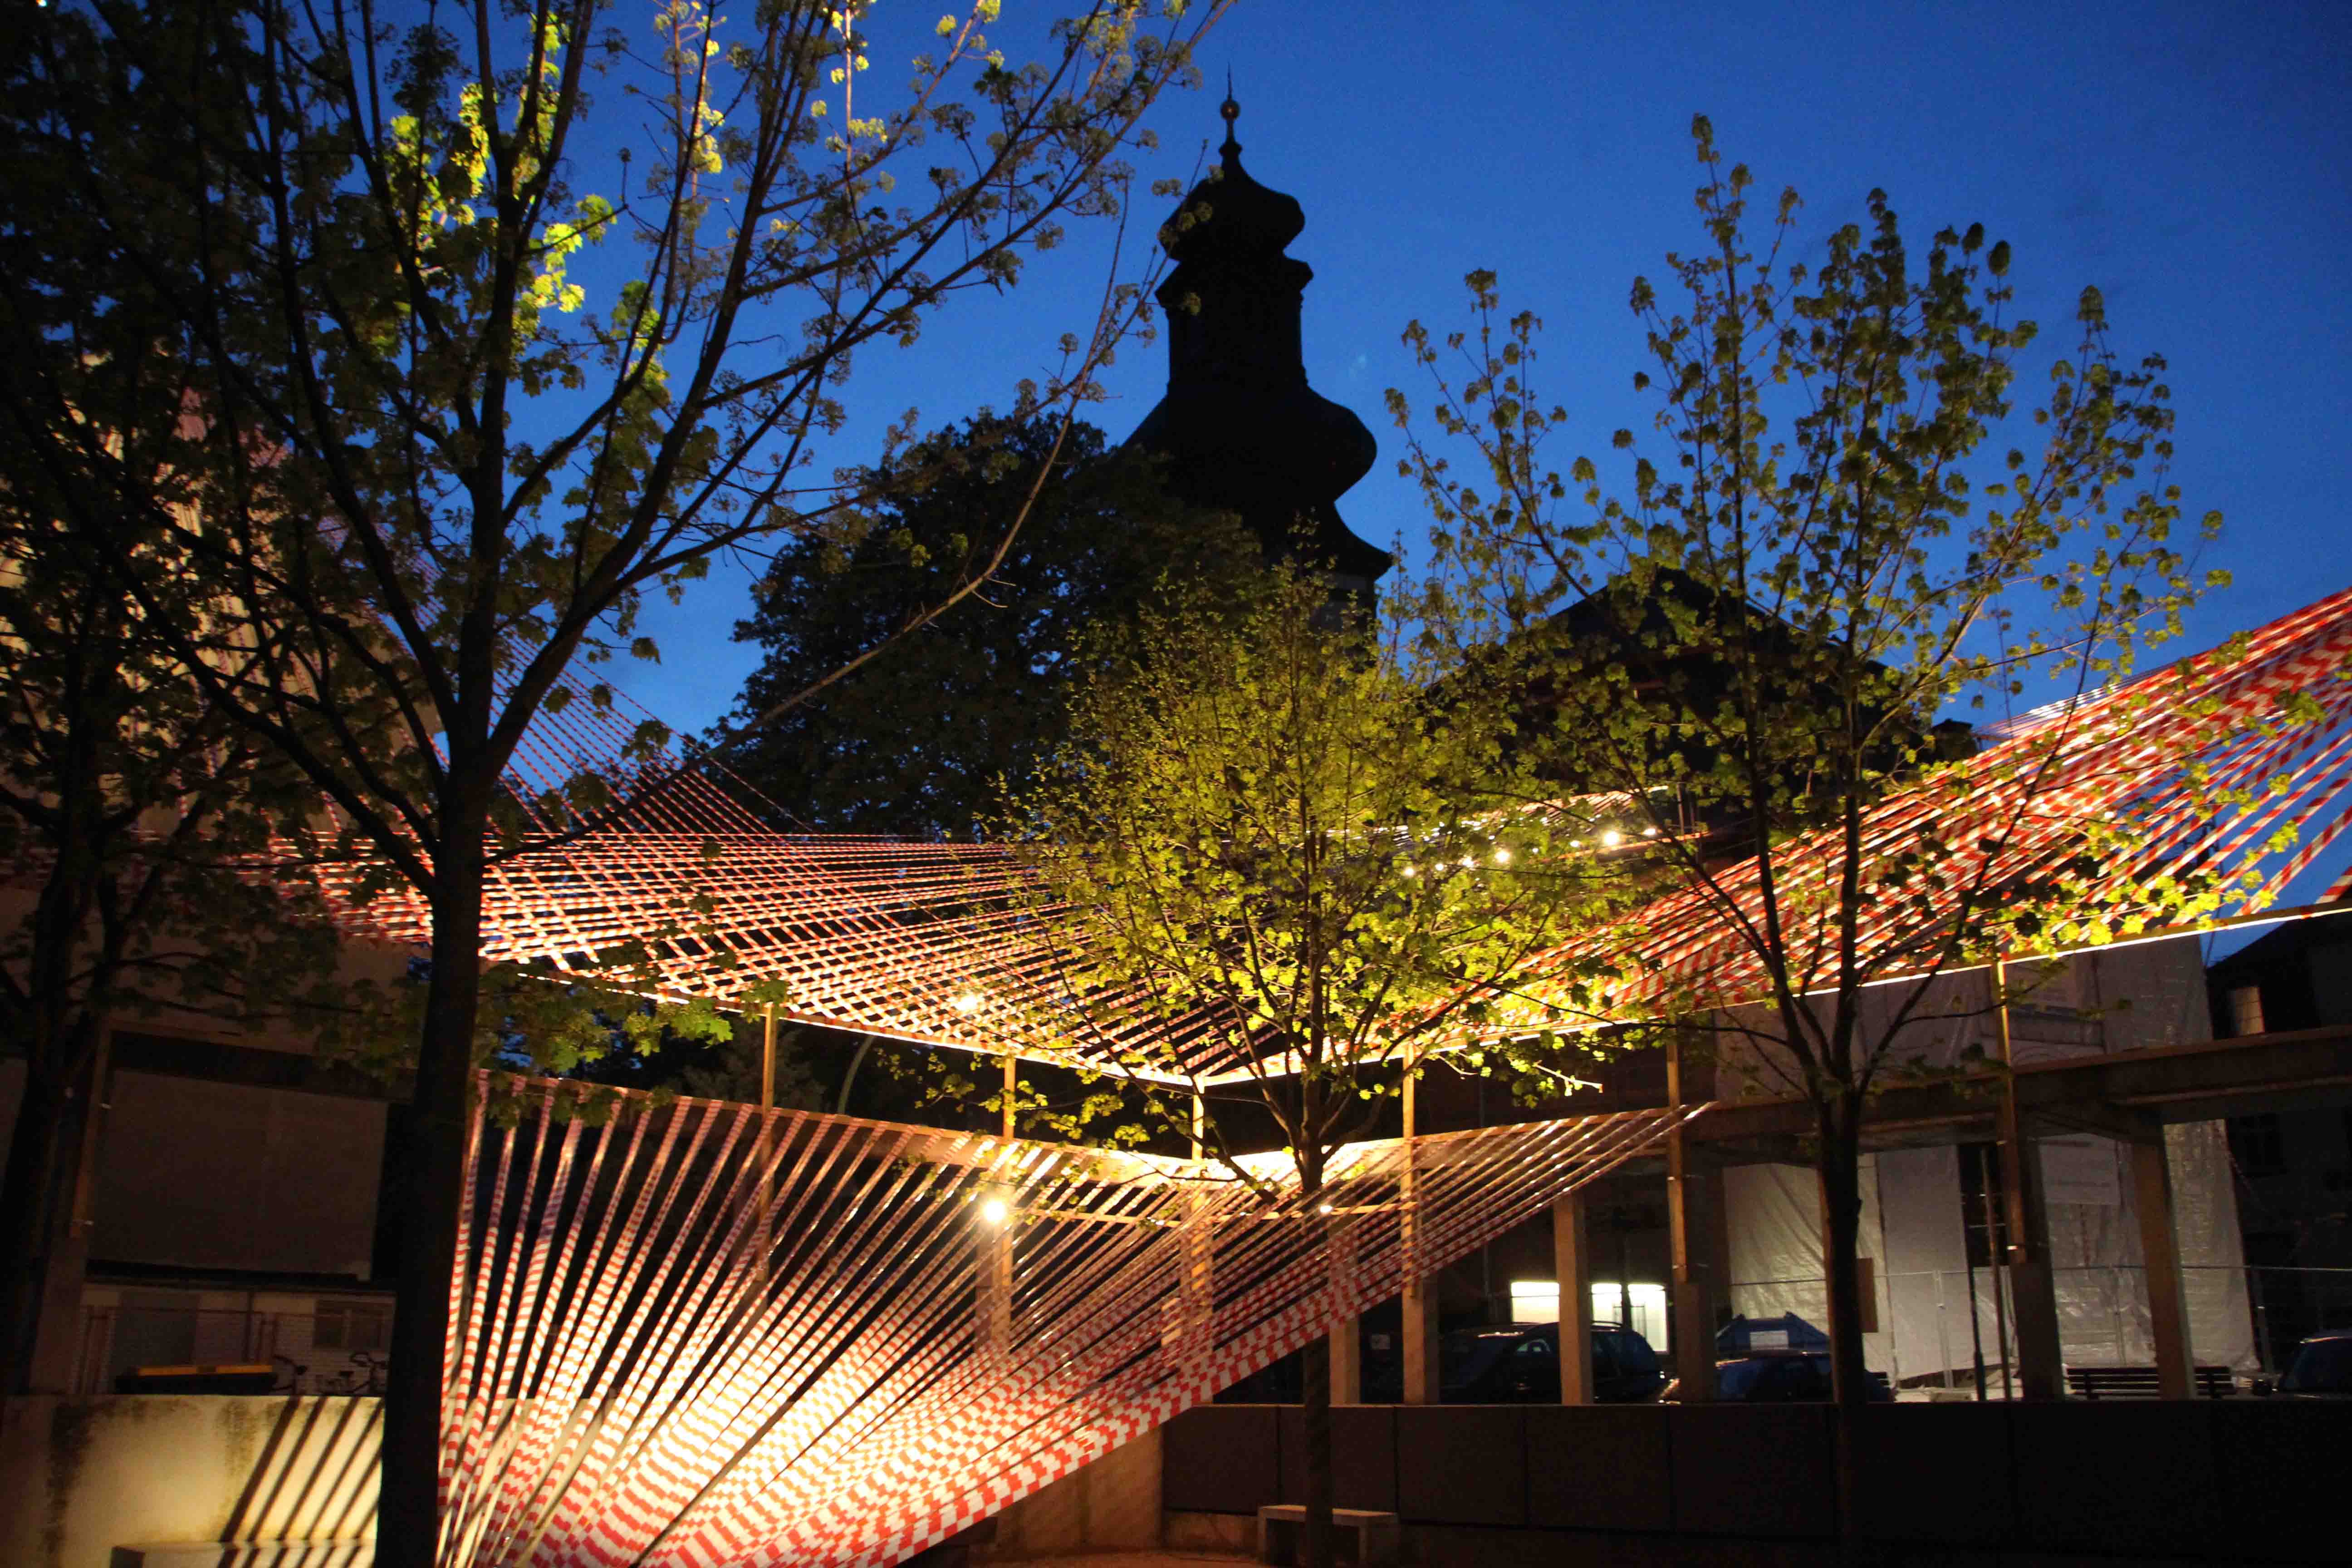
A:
0 1396 379 1568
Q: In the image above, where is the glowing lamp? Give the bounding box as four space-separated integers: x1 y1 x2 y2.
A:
951 990 983 1014
1492 847 1512 865
1600 829 1623 848
979 1195 1009 1225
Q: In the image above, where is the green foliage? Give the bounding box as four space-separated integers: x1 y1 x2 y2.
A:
1387 120 2255 1412
1008 565 1636 1190
720 413 1255 835
1391 120 2238 1084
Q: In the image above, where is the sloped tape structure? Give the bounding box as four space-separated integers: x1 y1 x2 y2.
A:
314 588 2352 1564
436 1076 1689 1567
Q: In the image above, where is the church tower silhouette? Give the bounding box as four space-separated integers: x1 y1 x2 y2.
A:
1127 92 1390 606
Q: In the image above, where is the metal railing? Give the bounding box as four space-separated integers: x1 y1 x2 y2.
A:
74 1304 391 1397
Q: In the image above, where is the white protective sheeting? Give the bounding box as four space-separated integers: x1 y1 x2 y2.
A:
1720 939 2256 1381
1724 1127 2255 1381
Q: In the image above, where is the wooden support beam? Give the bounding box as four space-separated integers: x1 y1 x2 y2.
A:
2132 1132 2196 1400
1994 959 2066 1401
1665 1034 1715 1401
1401 1069 1439 1405
760 1002 777 1111
1554 1188 1594 1405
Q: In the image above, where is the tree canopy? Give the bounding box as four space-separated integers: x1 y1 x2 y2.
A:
1389 118 2235 1451
721 412 1254 836
4 1 1227 1556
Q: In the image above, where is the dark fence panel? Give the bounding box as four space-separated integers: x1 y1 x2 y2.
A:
1395 1406 1525 1527
1524 1404 1671 1534
1164 1399 2351 1561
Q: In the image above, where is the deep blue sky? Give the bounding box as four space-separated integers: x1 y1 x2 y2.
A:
627 0 2352 745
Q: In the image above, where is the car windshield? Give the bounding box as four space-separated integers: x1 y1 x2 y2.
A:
1441 1328 1526 1390
2282 1336 2352 1393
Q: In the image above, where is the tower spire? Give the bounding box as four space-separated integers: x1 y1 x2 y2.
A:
1125 95 1390 606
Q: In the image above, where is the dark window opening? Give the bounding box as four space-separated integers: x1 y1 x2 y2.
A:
1959 1142 2008 1270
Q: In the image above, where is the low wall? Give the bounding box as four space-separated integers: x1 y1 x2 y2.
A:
2 1393 1157 1568
978 1423 1163 1558
1163 1400 2347 1564
0 1396 379 1568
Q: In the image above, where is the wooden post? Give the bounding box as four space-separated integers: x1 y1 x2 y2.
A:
1400 1068 1439 1404
979 1056 1019 1361
1329 1215 1361 1404
2131 1129 2195 1400
1002 1055 1017 1139
1180 1092 1212 1376
1992 958 2065 1400
1665 1034 1714 1401
760 1003 777 1111
1554 1189 1594 1405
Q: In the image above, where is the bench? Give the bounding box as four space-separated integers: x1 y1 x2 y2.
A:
2064 1364 2234 1399
1255 1504 1399 1567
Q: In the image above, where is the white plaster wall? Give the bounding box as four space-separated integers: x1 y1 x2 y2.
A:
0 1396 379 1568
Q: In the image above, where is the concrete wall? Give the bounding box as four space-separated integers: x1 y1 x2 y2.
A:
980 1423 1162 1558
0 1393 1156 1568
0 1396 379 1568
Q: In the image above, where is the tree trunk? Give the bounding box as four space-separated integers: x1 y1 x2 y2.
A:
0 1042 86 1397
1300 1328 1333 1568
376 847 487 1568
1298 1126 1333 1568
1816 1097 1868 1548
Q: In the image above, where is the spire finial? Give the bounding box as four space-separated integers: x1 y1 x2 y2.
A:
1218 73 1240 162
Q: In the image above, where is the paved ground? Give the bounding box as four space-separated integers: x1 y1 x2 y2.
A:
985 1555 1248 1567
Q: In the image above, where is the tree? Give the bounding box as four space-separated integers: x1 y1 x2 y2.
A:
1390 119 2228 1522
721 411 1253 836
8 1 1226 1556
0 352 373 1399
0 43 403 1396
1008 567 1629 1568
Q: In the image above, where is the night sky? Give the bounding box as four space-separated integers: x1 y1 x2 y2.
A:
626 0 2352 767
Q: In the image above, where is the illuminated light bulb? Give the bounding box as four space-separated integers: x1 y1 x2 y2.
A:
1570 839 1584 848
1600 829 1624 848
951 990 982 1014
979 1196 1009 1225
1401 864 1416 878
1642 826 1658 838
1317 1202 1335 1215
1460 856 1476 870
1493 847 1512 865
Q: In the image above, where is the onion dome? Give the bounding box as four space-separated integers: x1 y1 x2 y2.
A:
1127 93 1389 598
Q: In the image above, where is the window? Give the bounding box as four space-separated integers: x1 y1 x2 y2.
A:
314 1303 390 1353
2231 1113 2285 1176
2227 985 2266 1038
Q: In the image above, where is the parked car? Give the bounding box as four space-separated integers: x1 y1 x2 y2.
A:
2274 1329 2352 1397
1440 1321 1666 1404
1659 1313 1891 1403
1702 1350 1894 1403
